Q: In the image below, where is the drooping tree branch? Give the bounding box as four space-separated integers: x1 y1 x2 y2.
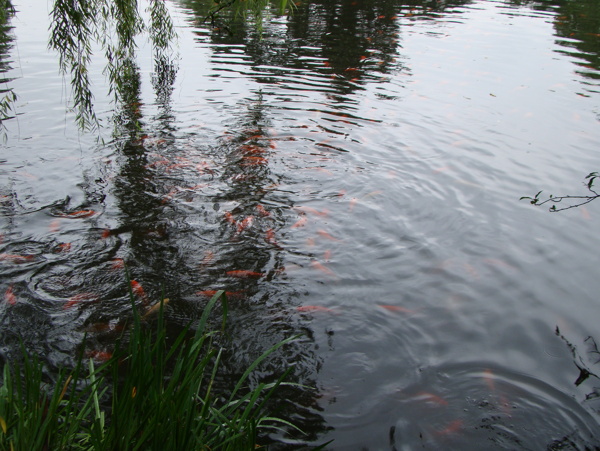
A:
520 172 599 212
48 0 176 132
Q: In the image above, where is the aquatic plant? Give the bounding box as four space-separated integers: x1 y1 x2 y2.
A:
0 289 301 450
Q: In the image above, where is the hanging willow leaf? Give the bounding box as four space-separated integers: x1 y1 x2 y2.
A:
48 0 176 132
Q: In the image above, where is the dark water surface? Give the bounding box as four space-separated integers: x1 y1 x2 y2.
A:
2 0 600 449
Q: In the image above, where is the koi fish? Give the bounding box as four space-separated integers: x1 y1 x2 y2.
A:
59 210 96 219
378 305 415 314
363 190 383 199
195 162 214 174
255 204 271 217
55 243 71 253
296 305 336 313
224 211 236 224
199 250 215 269
293 206 329 217
349 198 358 211
416 391 448 406
482 258 517 271
323 249 332 261
264 228 279 246
317 230 342 242
49 219 61 233
0 253 35 264
142 298 170 320
226 270 264 279
291 215 308 228
483 369 495 392
87 350 113 362
240 144 266 155
236 216 254 234
4 285 16 305
130 280 149 304
64 293 98 309
435 419 463 436
196 290 245 299
310 261 338 279
111 258 125 270
242 156 268 166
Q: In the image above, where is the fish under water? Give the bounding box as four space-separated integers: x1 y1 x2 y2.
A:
225 270 264 279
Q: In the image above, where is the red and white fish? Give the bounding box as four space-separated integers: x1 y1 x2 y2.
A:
130 280 149 304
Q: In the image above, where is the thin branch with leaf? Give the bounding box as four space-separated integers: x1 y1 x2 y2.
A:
520 172 599 212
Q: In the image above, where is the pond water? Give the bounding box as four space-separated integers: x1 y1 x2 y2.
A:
2 0 600 448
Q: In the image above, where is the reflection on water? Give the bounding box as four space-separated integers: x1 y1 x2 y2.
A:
2 0 600 448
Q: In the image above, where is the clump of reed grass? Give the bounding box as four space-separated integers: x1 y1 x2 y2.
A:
0 287 301 450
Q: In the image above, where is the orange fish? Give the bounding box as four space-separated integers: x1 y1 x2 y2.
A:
4 284 16 305
310 261 338 279
142 298 170 320
60 210 96 219
199 250 215 269
0 253 34 264
293 206 328 217
49 219 61 232
296 305 336 313
264 228 279 246
241 156 268 166
416 391 448 406
111 258 125 270
255 204 271 217
224 211 236 224
236 216 254 234
317 230 342 242
130 280 149 304
101 228 112 239
436 419 463 435
56 243 71 253
64 293 98 309
378 305 415 314
87 350 113 362
226 270 264 279
196 290 245 299
291 215 307 228
483 369 495 392
323 249 332 261
349 198 358 211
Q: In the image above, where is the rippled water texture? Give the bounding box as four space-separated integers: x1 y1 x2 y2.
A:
1 0 600 449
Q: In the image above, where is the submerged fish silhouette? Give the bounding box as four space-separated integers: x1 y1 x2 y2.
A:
226 270 264 279
59 210 96 219
4 284 16 305
296 305 337 314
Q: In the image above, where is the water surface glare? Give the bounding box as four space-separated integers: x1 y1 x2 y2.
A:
1 0 600 448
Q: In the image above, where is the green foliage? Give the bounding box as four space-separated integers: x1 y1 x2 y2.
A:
204 0 294 36
520 172 599 212
0 0 16 140
0 285 301 450
48 0 176 131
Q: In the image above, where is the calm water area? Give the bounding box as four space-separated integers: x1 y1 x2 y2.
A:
1 0 600 448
